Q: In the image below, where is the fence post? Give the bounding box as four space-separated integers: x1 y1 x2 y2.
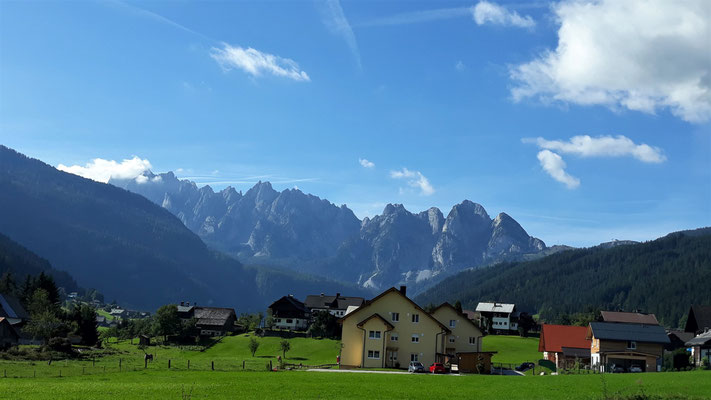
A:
270 361 272 370
211 361 214 371
119 358 122 372
188 360 190 370
242 360 245 369
145 358 148 369
168 359 171 369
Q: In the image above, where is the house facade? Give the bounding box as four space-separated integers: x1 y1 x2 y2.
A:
431 303 484 355
684 305 711 335
304 293 365 317
339 287 450 369
539 324 591 370
587 322 669 372
0 317 19 349
475 302 516 334
268 295 311 331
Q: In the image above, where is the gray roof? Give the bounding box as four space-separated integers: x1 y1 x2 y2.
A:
685 330 711 347
475 302 515 313
193 307 235 322
589 322 670 344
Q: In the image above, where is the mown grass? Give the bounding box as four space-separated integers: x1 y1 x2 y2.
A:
482 335 542 365
0 369 708 399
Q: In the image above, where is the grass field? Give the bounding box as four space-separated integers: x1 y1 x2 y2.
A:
0 369 709 399
0 334 340 378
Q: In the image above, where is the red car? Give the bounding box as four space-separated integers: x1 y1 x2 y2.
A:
429 363 446 374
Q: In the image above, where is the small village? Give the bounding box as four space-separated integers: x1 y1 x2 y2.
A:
2 285 709 377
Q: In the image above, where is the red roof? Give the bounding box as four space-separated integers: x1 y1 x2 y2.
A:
539 324 591 353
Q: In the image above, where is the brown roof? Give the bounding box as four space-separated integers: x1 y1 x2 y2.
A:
339 287 451 333
600 311 659 325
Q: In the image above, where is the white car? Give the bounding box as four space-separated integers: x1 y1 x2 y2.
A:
629 366 643 373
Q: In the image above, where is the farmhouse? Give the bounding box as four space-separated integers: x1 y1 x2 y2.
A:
304 293 365 317
539 324 591 370
339 286 450 369
587 322 669 372
475 302 517 334
684 305 711 335
685 329 711 367
193 307 237 337
268 295 311 331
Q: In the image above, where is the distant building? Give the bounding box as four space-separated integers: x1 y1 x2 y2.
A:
268 295 310 331
304 293 365 317
475 302 517 334
539 324 591 370
0 317 19 349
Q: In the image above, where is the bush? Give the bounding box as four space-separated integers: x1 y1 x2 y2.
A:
47 337 73 354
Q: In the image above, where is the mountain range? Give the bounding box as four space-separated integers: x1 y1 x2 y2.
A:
111 171 547 291
0 146 368 311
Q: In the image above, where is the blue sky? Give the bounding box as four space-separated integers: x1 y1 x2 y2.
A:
1 0 709 247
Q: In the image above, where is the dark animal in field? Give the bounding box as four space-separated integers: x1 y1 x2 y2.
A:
144 353 154 362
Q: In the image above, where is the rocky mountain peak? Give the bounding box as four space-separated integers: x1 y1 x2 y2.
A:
383 203 407 216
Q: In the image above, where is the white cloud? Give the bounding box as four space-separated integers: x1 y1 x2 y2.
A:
390 168 435 196
321 0 361 70
472 1 535 28
536 150 580 189
455 61 466 71
210 43 310 82
510 0 711 123
359 158 375 168
58 157 152 183
528 135 666 163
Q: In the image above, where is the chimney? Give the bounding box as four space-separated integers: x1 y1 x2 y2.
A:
320 293 324 297
336 293 341 298
399 286 407 296
180 301 184 306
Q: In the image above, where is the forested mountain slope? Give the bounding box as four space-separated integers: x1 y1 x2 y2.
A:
415 228 711 327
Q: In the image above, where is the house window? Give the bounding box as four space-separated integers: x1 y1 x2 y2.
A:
449 319 456 328
390 351 398 361
369 330 381 339
367 350 380 359
627 341 636 350
469 337 476 345
391 312 400 322
449 336 456 343
411 334 419 343
412 314 419 323
390 333 398 341
410 353 419 362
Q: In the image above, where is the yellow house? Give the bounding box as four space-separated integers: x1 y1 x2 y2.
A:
431 303 484 355
339 286 450 369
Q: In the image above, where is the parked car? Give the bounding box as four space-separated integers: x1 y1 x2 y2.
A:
429 363 446 374
611 364 626 373
515 362 535 372
408 361 425 373
629 365 643 373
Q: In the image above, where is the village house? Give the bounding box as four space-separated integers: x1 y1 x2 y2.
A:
684 305 711 335
0 293 29 326
430 303 491 373
587 322 669 372
475 302 517 334
304 293 365 317
539 324 591 370
339 286 451 369
685 329 711 367
268 295 311 331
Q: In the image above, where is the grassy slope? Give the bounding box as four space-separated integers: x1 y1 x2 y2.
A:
1 370 709 400
482 335 542 365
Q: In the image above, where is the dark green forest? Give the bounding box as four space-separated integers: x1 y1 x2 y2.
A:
415 228 711 328
0 146 368 311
